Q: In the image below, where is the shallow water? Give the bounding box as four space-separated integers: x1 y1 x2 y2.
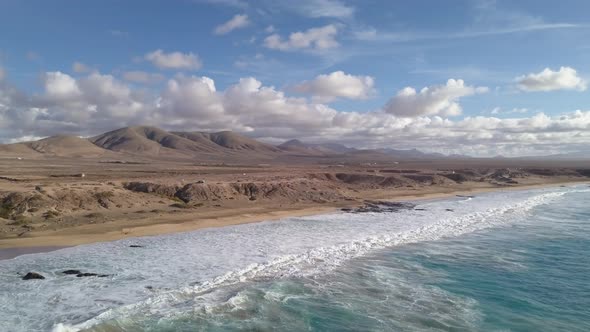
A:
0 185 588 331
0 246 68 260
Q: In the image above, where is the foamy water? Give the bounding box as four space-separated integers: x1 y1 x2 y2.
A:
0 185 585 331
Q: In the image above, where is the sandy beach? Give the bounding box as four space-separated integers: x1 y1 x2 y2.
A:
1 177 586 252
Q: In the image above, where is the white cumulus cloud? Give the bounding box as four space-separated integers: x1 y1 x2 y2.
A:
516 66 587 92
384 79 489 117
43 71 82 99
145 49 202 70
214 14 250 35
264 25 339 51
158 75 224 120
294 71 375 102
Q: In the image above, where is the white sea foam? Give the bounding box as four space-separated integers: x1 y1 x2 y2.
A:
64 190 569 331
0 186 582 332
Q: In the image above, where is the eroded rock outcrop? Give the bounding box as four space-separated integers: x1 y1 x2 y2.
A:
123 182 179 197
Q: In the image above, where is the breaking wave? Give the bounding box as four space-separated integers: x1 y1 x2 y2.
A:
54 189 571 331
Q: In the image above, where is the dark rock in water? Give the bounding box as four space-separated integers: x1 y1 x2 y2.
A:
340 208 353 212
129 245 143 248
456 195 475 198
446 208 454 212
22 272 45 280
76 273 111 278
345 200 416 213
414 208 427 211
62 270 82 275
76 273 98 277
366 200 416 209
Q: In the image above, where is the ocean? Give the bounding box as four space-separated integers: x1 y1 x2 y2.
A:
0 185 588 331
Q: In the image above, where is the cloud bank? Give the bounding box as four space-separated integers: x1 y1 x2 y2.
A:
0 67 588 156
384 79 488 117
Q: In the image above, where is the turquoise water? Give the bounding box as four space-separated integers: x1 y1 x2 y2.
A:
0 185 588 331
91 188 589 332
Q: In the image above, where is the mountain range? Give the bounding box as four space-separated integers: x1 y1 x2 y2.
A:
1 125 579 161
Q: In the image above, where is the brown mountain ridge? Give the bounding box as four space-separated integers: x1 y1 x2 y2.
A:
0 126 306 160
0 125 467 161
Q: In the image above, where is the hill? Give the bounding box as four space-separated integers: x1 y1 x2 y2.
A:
28 135 110 157
175 131 281 154
0 125 481 162
90 126 224 156
277 139 351 156
377 148 447 159
0 135 112 158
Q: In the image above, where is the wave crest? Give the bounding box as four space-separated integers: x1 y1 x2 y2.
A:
59 190 568 331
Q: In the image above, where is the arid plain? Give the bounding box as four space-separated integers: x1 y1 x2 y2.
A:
1 126 588 249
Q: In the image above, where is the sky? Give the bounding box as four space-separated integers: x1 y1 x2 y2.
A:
0 0 589 156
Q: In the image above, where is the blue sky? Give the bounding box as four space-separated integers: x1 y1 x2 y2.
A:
0 0 589 156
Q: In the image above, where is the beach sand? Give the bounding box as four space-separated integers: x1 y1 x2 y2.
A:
1 179 586 253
